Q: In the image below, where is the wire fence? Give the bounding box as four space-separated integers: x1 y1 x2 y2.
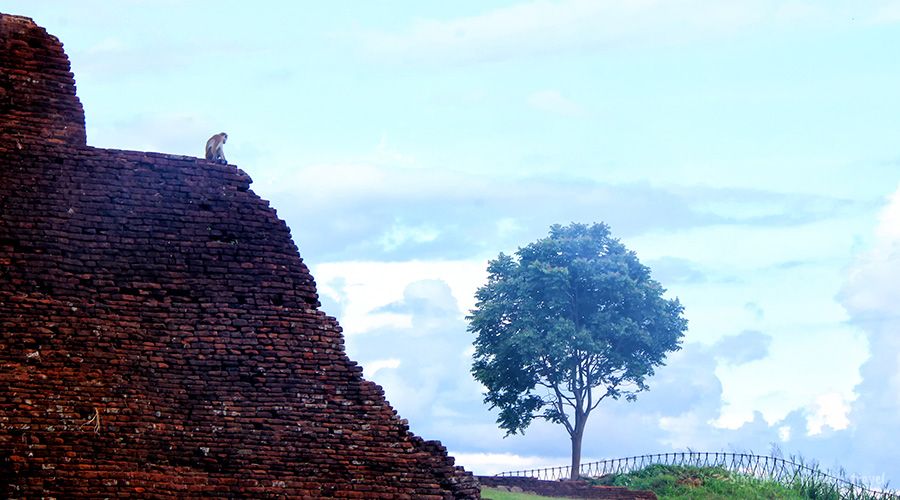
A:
496 452 898 499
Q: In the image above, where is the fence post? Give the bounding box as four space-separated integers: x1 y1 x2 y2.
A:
494 452 899 498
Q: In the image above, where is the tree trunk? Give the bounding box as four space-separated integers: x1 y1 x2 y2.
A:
569 421 585 480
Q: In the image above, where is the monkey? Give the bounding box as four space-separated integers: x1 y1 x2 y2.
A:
205 132 228 164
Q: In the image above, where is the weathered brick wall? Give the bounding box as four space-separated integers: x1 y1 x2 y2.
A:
0 13 479 499
0 14 86 148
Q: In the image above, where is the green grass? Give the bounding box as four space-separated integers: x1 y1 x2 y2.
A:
482 463 888 499
480 487 575 500
594 464 811 499
595 462 893 500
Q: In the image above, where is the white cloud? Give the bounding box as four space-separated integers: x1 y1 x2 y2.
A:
264 150 860 267
872 1 900 24
259 157 477 215
494 218 524 239
874 185 900 241
772 2 831 23
658 412 718 448
85 37 128 55
378 222 441 251
712 410 751 430
778 425 791 442
817 182 900 482
527 90 585 117
358 0 768 64
841 184 900 315
805 392 853 436
266 162 392 204
711 330 771 365
354 1 900 66
86 112 210 155
374 132 419 168
450 452 570 476
713 325 866 430
313 260 487 335
362 358 401 378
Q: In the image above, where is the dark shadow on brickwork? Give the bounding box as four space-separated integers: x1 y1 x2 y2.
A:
0 13 479 499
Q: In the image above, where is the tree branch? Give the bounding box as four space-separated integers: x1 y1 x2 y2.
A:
585 358 594 412
552 385 575 436
537 380 576 406
590 384 616 412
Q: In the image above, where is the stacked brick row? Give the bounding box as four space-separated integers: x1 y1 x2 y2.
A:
0 13 479 499
0 14 86 149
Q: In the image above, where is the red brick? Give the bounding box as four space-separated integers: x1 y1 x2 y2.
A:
0 12 479 500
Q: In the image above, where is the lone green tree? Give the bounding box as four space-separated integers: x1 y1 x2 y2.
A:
468 223 687 479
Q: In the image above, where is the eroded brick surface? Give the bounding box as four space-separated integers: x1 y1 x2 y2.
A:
0 13 479 499
0 14 86 148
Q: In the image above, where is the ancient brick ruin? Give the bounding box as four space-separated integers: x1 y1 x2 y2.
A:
0 13 479 498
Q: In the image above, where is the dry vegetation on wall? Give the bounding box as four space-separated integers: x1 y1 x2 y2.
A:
0 13 478 499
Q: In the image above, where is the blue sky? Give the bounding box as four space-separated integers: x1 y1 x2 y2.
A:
7 0 900 485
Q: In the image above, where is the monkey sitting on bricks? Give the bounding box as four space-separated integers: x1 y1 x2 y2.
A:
205 132 228 164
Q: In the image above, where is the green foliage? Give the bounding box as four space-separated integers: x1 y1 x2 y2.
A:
482 460 890 500
596 464 806 499
592 464 887 500
468 223 688 443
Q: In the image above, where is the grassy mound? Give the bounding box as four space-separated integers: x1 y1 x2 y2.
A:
482 461 892 499
593 463 885 499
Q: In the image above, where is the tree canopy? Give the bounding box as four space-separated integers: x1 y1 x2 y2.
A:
468 223 688 478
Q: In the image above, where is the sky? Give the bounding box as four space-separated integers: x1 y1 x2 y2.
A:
5 0 900 486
